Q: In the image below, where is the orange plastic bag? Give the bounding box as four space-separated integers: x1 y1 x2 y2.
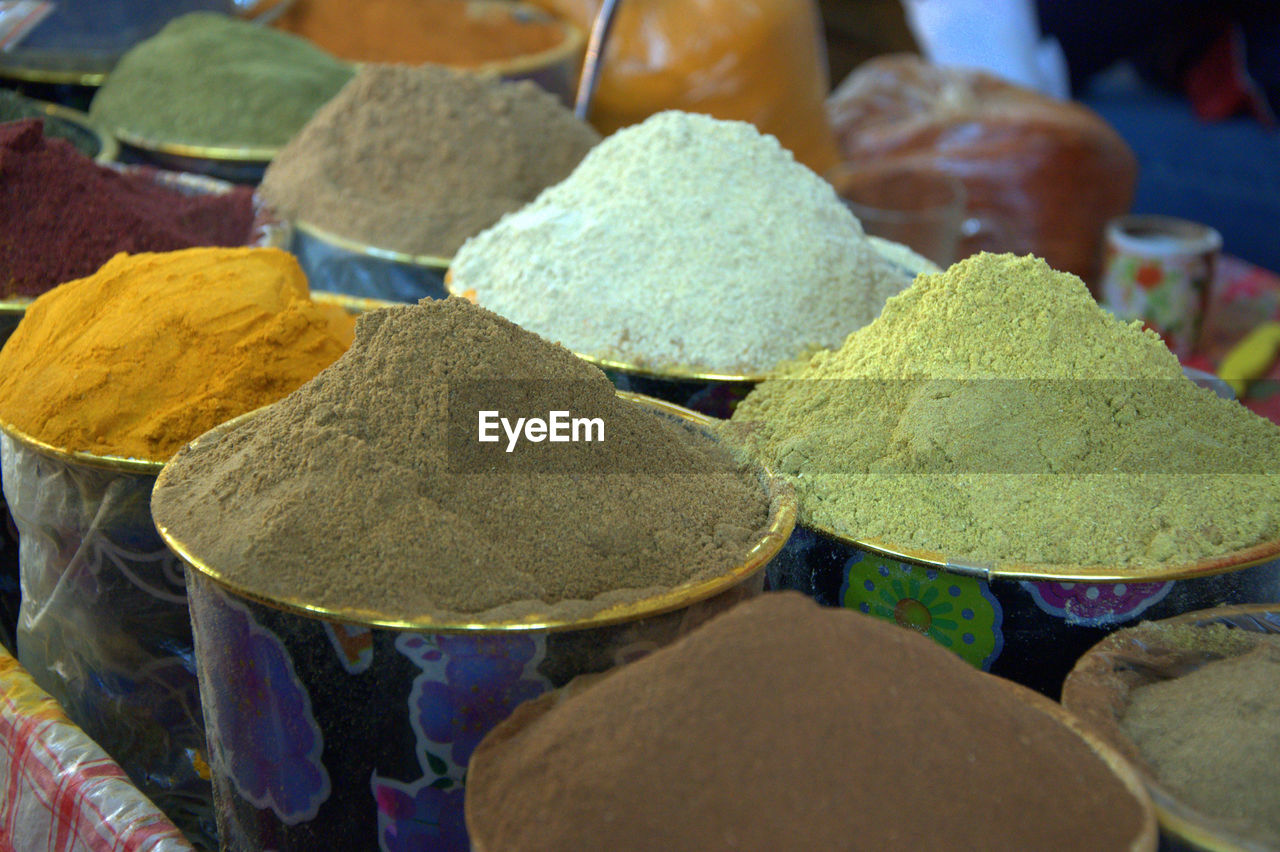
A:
527 0 840 174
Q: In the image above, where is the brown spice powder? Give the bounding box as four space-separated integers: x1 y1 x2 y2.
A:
257 64 600 258
466 592 1149 851
150 297 770 622
1121 637 1280 846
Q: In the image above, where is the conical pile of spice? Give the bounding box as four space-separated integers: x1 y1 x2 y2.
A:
257 63 600 258
448 110 915 375
727 252 1280 571
0 119 255 298
89 12 354 149
465 592 1152 851
0 247 354 461
150 297 771 622
273 0 568 66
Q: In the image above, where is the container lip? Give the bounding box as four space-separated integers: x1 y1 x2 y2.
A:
310 289 403 314
109 125 282 164
293 219 453 270
157 391 798 632
1063 604 1280 852
0 418 165 473
442 275 768 383
802 520 1280 584
30 99 121 164
439 1 586 78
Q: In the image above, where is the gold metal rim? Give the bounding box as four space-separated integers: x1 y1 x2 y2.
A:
109 125 281 163
0 418 165 474
27 99 121 163
310 290 403 314
0 64 106 86
294 220 452 269
803 519 1280 585
442 274 766 382
450 2 585 77
156 392 798 632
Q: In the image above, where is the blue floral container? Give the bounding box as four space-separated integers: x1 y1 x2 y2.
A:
158 396 796 852
292 221 449 304
769 525 1280 698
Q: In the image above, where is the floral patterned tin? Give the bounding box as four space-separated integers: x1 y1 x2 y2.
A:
291 220 449 304
769 524 1280 698
156 395 796 852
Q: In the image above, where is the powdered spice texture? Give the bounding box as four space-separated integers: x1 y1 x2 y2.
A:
1121 637 1280 846
257 64 600 258
89 12 354 148
0 247 355 461
150 297 770 622
449 110 914 374
465 592 1148 851
0 119 255 298
728 252 1280 571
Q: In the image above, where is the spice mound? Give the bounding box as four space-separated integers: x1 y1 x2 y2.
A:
448 110 911 375
465 592 1150 852
0 119 256 299
1122 631 1280 847
257 63 599 259
150 297 771 622
89 12 354 149
0 92 98 157
728 252 1280 571
0 247 354 461
273 0 567 66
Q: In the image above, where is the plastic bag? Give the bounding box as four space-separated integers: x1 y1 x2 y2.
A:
2 433 215 849
525 0 841 174
0 644 194 851
828 54 1137 284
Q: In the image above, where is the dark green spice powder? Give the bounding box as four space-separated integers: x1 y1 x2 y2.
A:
89 12 353 149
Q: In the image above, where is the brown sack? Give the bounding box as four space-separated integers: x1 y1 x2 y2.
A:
829 54 1137 283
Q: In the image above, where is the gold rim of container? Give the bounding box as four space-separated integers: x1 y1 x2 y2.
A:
0 0 297 86
803 518 1280 585
0 417 165 474
154 391 798 633
440 1 586 78
26 99 120 163
108 125 282 164
1065 603 1279 852
442 274 768 383
294 219 452 270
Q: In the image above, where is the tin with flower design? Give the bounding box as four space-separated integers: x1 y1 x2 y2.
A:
160 395 796 852
1100 214 1223 359
769 524 1280 698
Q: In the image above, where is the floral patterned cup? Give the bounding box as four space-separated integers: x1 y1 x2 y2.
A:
159 395 796 852
1100 215 1223 360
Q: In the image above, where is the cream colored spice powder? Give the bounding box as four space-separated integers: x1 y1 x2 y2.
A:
448 110 915 375
728 252 1280 571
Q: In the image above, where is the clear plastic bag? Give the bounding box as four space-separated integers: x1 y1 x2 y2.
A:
2 433 214 849
526 0 841 174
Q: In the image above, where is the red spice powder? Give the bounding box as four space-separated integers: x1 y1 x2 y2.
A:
0 119 256 298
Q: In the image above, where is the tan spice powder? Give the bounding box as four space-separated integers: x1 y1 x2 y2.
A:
466 592 1149 851
151 298 770 622
1121 637 1280 846
727 252 1280 570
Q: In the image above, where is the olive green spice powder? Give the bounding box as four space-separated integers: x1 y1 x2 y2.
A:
90 12 354 148
729 253 1280 571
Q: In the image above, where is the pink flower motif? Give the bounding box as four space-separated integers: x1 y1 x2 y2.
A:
1021 580 1173 626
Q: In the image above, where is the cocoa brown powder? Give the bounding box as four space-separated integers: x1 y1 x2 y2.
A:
150 297 770 622
466 592 1149 851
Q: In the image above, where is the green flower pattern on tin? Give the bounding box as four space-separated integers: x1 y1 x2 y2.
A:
840 553 1003 670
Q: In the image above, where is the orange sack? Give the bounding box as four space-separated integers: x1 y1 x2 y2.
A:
527 0 840 174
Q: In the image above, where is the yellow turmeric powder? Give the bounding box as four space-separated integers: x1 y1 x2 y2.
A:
0 247 355 461
273 0 568 67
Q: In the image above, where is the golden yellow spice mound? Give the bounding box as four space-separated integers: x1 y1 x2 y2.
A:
729 253 1280 571
0 247 355 461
